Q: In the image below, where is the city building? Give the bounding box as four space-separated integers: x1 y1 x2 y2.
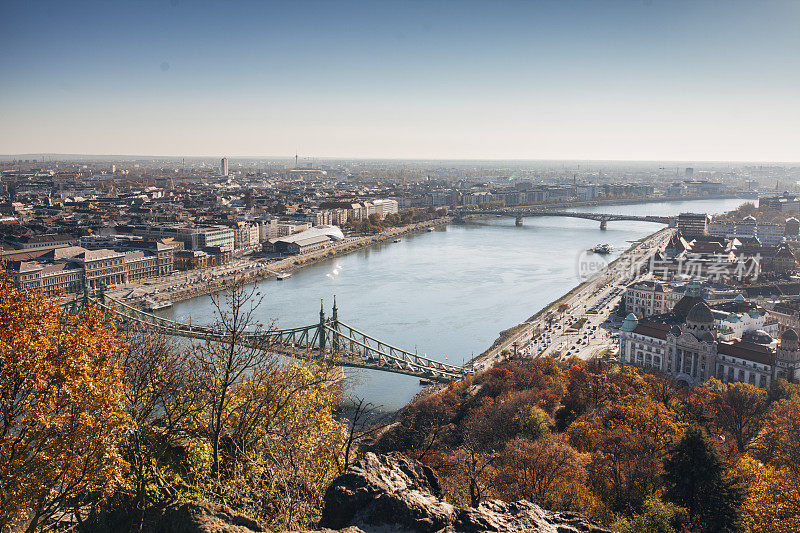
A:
3 244 170 294
80 234 176 276
624 280 673 317
269 225 344 255
708 218 785 246
759 193 800 213
125 224 235 252
676 213 710 236
220 157 229 177
371 198 399 218
618 283 798 387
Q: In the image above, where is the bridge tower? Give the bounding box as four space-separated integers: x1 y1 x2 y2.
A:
318 299 326 352
331 296 339 352
515 215 523 227
600 219 607 230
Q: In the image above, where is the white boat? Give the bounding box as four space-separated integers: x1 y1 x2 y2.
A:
426 227 434 232
276 272 292 280
145 300 173 311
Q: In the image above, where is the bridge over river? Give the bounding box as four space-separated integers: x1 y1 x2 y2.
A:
67 290 469 382
456 207 675 230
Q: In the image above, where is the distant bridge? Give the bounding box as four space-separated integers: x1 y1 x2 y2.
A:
456 207 675 230
69 292 468 382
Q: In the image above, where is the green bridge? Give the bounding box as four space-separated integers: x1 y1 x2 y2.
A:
67 289 469 382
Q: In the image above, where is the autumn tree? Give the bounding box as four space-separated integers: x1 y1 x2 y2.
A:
739 401 800 532
457 432 498 508
568 393 685 512
179 278 347 529
663 426 745 532
749 400 800 476
117 327 199 530
706 379 768 451
190 278 272 478
337 397 390 474
494 434 587 506
736 455 800 533
0 278 130 532
611 496 686 533
221 364 347 530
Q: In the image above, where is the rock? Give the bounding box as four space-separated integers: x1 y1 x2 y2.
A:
155 500 269 533
319 453 611 533
319 452 456 532
454 500 610 533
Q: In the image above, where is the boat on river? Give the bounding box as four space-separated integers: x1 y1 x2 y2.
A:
276 272 292 280
145 299 173 311
589 243 613 254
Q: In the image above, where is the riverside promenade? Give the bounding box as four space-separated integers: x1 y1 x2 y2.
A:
107 217 451 308
470 226 674 371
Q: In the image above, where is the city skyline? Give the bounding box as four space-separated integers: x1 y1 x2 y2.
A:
2 0 799 162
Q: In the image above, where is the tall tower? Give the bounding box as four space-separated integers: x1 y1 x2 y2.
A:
220 157 229 177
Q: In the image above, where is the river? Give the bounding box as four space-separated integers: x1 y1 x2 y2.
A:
163 197 749 410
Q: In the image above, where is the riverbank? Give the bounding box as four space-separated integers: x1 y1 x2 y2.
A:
468 226 673 370
114 217 451 308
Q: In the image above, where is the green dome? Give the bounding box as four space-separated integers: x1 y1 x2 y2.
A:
749 309 760 318
621 313 639 332
685 281 702 298
734 294 745 304
726 312 739 323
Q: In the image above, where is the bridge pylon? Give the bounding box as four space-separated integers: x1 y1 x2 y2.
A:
600 220 607 230
319 299 326 353
515 216 523 227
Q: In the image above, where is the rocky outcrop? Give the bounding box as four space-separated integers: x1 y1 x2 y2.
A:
154 500 268 533
454 501 610 533
318 453 611 533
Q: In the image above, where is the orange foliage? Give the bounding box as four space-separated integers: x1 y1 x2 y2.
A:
737 455 800 533
0 278 130 531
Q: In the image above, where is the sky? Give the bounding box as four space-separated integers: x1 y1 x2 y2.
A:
1 0 799 161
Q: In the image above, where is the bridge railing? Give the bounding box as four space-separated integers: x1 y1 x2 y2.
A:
87 296 468 381
329 321 466 374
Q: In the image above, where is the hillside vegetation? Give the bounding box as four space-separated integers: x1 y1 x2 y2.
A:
0 278 348 533
375 357 800 533
2 278 799 532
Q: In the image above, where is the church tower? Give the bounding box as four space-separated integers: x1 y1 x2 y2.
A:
776 328 800 383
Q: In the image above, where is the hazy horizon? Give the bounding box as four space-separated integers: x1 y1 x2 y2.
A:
3 153 800 166
2 0 799 161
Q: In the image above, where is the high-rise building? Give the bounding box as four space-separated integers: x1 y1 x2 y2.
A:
220 157 229 176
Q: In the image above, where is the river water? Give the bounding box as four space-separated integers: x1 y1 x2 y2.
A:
163 198 749 410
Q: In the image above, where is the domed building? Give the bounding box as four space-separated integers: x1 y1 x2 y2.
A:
618 290 789 387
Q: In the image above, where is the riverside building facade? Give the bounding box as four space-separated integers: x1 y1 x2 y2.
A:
618 282 799 387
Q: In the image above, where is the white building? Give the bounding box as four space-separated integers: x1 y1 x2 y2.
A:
708 218 785 246
372 198 399 218
276 221 312 237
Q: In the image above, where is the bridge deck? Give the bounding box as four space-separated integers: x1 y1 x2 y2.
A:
85 296 468 382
